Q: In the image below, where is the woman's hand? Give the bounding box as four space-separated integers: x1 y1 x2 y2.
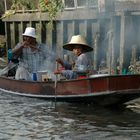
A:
56 58 64 66
21 41 30 48
54 70 61 74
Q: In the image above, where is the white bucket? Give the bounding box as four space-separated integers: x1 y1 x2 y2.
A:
37 71 48 81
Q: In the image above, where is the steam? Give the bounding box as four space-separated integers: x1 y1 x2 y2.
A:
39 46 56 73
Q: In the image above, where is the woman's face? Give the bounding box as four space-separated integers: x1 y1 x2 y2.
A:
73 46 82 56
23 36 35 45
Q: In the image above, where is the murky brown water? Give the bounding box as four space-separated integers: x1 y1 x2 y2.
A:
0 91 140 140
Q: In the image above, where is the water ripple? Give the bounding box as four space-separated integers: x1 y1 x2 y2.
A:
0 91 140 140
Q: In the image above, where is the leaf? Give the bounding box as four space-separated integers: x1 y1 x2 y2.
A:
0 10 16 19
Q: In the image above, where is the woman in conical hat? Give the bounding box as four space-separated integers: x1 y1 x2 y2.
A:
54 35 93 79
63 35 93 52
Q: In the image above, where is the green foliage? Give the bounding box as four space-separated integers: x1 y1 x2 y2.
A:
0 0 37 19
39 0 48 11
11 0 36 10
1 0 64 29
0 10 16 19
39 0 64 29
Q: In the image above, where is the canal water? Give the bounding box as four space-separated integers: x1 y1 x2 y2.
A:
0 91 140 140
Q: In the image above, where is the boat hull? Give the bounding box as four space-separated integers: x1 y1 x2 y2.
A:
0 74 140 106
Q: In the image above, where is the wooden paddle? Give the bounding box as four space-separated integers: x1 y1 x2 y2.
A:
54 61 59 107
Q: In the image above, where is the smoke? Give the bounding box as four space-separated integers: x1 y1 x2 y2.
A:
39 44 56 73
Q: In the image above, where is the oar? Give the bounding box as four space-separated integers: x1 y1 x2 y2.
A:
0 57 7 63
54 75 57 107
0 62 17 76
54 62 59 107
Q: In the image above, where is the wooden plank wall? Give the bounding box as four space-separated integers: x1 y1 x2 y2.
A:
4 18 99 66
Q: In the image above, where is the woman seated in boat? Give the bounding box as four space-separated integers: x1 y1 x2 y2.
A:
11 27 49 80
54 35 93 79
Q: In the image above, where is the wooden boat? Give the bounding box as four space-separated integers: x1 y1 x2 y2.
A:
0 74 140 106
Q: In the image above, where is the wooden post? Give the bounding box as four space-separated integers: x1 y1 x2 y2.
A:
4 0 7 11
56 21 64 58
93 32 99 70
4 22 8 55
110 17 115 74
119 13 125 74
108 29 113 74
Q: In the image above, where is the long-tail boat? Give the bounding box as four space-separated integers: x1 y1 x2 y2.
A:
0 74 140 106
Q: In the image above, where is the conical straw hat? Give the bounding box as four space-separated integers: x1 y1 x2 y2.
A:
63 35 93 52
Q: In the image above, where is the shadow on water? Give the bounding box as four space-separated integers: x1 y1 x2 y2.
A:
0 91 140 140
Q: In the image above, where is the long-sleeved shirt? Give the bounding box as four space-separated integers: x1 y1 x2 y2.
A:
61 53 91 79
14 43 48 73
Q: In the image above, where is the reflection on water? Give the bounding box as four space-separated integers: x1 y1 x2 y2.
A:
0 91 140 140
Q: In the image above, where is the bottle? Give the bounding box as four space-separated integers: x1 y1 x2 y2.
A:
32 72 37 81
8 49 13 61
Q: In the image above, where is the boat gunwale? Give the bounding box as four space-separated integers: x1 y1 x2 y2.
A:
0 74 140 83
